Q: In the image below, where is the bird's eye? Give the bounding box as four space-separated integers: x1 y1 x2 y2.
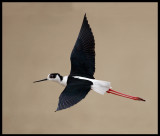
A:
49 74 56 78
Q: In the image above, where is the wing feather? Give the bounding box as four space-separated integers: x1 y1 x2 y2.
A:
55 77 92 111
69 14 95 79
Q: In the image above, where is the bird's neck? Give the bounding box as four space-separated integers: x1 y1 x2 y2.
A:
56 75 68 86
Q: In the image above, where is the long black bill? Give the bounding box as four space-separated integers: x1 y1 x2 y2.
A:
33 78 48 83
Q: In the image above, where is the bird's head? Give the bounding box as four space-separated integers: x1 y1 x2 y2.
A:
33 73 62 83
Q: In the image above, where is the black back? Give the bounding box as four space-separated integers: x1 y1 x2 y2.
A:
69 14 95 79
55 77 92 111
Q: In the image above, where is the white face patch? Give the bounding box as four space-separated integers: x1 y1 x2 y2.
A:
54 75 61 82
47 74 60 82
46 73 68 87
47 74 51 80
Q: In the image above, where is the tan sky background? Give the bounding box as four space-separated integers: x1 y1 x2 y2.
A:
2 2 157 134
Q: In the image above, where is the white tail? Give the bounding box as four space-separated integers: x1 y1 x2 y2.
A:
73 76 112 95
91 80 112 95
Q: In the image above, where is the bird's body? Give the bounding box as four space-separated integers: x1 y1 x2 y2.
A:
34 14 145 112
48 74 111 95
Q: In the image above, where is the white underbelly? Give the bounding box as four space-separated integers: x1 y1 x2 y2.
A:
73 76 112 95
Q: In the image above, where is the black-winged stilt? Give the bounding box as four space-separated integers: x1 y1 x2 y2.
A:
34 14 145 112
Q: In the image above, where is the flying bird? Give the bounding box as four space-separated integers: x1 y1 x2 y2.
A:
34 14 145 112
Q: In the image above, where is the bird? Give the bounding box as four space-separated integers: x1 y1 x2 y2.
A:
34 13 145 112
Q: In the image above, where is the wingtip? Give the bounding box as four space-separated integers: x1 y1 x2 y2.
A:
84 13 87 18
84 13 88 22
55 109 58 112
55 108 60 112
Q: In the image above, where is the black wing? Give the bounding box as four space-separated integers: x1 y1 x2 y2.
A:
55 77 92 112
69 14 95 79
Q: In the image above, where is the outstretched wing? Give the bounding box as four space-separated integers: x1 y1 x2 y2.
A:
69 14 95 79
55 77 92 112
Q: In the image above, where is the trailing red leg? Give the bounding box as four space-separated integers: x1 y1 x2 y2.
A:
107 89 145 101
